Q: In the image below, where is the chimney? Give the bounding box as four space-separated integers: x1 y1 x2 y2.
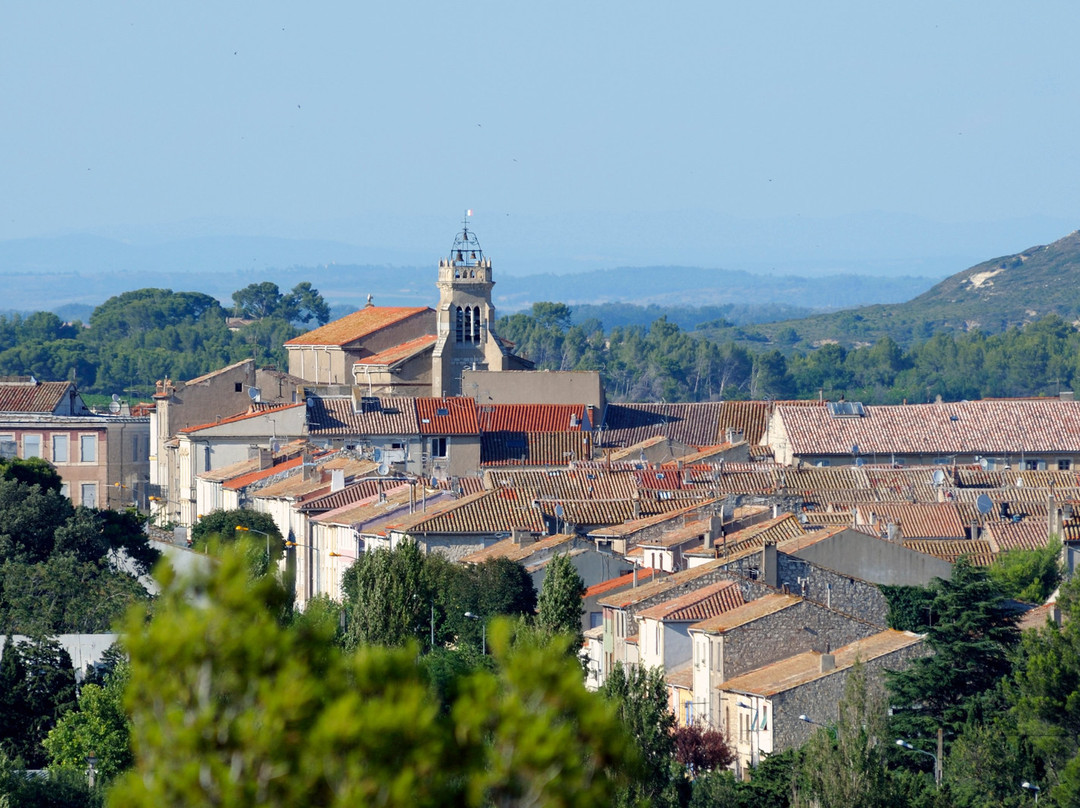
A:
259 448 273 470
302 451 315 481
1049 489 1060 540
632 494 641 520
331 468 345 493
512 527 529 546
632 566 639 587
819 653 836 673
886 521 901 542
705 514 723 552
762 543 778 588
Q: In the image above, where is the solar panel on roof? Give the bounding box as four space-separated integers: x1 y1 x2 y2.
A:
436 407 450 416
826 401 866 418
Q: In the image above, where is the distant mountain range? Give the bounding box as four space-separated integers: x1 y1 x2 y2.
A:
721 229 1080 347
0 234 938 323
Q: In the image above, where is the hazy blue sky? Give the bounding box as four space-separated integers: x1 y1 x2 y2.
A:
2 2 1078 276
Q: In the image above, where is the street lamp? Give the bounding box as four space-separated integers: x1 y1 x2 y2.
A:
896 739 941 787
464 611 485 654
235 525 273 560
737 700 761 768
1021 781 1040 804
798 714 837 736
328 551 358 560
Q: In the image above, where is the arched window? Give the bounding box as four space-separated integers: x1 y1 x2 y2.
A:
455 306 464 342
464 306 473 342
472 306 481 342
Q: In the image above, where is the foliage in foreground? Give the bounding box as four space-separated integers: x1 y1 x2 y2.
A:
110 547 634 807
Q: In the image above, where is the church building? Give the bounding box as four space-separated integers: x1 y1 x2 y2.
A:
285 223 531 397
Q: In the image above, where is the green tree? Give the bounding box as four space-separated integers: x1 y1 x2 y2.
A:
283 281 331 325
987 537 1062 603
536 552 586 650
602 663 679 808
799 661 894 808
342 541 434 650
0 636 77 768
44 661 132 781
110 545 634 808
888 559 1019 746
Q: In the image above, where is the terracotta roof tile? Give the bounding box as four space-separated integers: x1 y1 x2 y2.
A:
180 402 304 434
254 457 377 499
307 396 420 436
398 489 546 535
297 479 407 512
776 399 1080 456
599 403 728 448
197 440 310 483
0 380 75 413
636 580 745 622
599 558 730 609
689 593 803 632
855 502 966 540
902 539 996 565
352 334 437 367
459 533 575 564
285 307 431 347
416 397 480 435
477 404 589 433
481 432 593 465
584 568 659 598
985 521 1052 552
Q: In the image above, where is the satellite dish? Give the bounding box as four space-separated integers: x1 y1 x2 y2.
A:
247 386 261 402
1016 477 1024 488
979 457 989 470
855 458 866 467
976 494 994 515
108 400 121 414
851 444 860 455
377 462 390 476
799 513 809 525
554 503 565 519
111 393 121 402
932 469 946 486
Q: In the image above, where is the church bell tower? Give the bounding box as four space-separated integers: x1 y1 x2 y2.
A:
431 219 506 397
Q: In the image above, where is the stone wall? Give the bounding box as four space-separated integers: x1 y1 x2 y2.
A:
771 640 929 752
777 554 889 626
721 599 881 681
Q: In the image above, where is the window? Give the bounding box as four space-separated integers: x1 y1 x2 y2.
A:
472 306 481 341
431 437 447 458
80 434 97 462
455 306 464 342
1059 459 1072 471
80 483 97 508
60 483 70 499
52 434 69 463
23 434 42 459
589 612 602 629
235 382 243 393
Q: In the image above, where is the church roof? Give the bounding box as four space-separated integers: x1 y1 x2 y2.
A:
285 307 431 347
353 334 437 368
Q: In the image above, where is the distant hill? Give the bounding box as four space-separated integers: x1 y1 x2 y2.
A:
710 229 1080 348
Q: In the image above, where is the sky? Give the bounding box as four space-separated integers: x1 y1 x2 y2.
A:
1 2 1078 277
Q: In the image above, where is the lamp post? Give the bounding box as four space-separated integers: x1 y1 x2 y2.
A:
896 739 941 788
86 750 97 788
1021 781 1040 804
235 525 273 561
798 714 837 737
464 611 485 654
737 700 760 768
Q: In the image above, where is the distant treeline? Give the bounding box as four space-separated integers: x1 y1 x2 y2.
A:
498 303 1080 403
0 283 328 396
567 301 814 331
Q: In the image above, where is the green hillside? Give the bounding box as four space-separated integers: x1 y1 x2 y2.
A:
701 229 1080 348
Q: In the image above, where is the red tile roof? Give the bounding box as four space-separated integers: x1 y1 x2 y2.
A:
776 399 1080 456
584 568 659 598
0 380 75 413
224 454 308 491
481 432 593 466
306 396 420 436
353 334 437 367
635 580 745 622
477 404 589 432
398 489 546 535
459 533 574 564
284 307 431 347
599 403 728 448
985 520 1052 552
902 539 996 565
855 502 967 540
416 397 480 435
180 403 304 434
